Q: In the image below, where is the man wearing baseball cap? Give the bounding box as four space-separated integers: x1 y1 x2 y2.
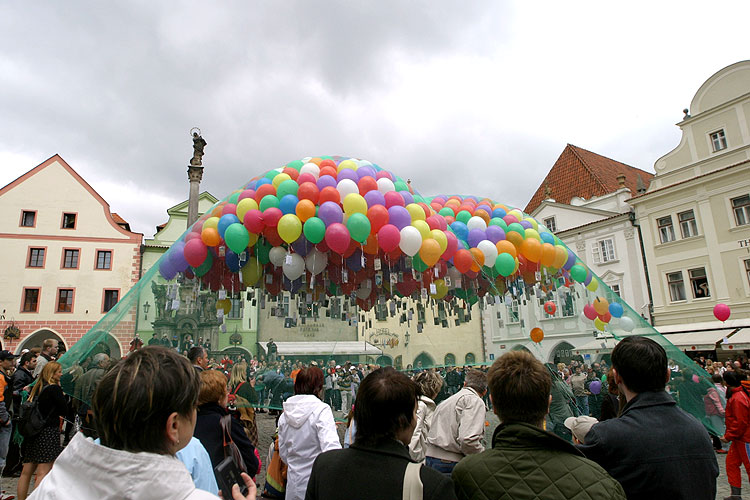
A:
0 350 18 499
564 415 599 444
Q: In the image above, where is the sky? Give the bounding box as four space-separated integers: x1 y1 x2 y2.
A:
1 1 749 237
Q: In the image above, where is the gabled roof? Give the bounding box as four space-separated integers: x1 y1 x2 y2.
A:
524 145 654 213
110 212 132 232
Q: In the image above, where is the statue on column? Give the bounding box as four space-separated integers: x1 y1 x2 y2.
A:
190 129 207 166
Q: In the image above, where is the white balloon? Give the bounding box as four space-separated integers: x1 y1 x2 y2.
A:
467 216 487 231
337 179 359 199
399 226 422 256
300 163 320 178
305 248 328 275
269 247 287 267
282 253 305 280
619 316 635 332
477 240 498 267
377 178 395 194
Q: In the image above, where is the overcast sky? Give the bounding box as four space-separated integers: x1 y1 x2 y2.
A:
1 1 748 237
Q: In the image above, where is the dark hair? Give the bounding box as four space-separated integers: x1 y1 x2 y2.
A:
294 366 324 395
611 336 667 393
354 367 419 446
488 351 550 424
711 373 723 384
464 369 488 394
93 346 199 455
19 351 37 367
724 370 746 388
187 346 205 363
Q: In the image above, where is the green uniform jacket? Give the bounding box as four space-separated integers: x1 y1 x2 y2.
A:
452 422 626 500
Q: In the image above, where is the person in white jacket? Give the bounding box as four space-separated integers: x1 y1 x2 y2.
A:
278 366 341 500
408 370 443 462
27 346 255 500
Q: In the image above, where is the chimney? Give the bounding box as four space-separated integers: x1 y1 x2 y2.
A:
616 174 626 188
636 174 647 194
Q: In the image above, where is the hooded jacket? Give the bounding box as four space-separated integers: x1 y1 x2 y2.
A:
724 385 750 442
278 394 341 500
27 433 217 500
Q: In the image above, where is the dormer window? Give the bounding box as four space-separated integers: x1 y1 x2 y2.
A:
543 216 557 233
710 129 727 152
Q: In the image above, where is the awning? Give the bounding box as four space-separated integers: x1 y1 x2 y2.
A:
719 328 750 350
656 319 750 334
258 341 382 356
662 330 736 351
574 337 618 355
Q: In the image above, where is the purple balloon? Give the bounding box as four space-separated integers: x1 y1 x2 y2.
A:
364 190 386 207
346 249 363 271
399 191 414 205
468 228 487 248
316 175 337 190
589 380 602 395
584 272 593 285
282 276 303 293
159 259 177 280
357 166 376 179
292 235 311 256
477 204 492 214
337 168 358 183
563 251 577 270
520 220 533 230
247 180 258 190
485 226 506 244
318 201 343 226
388 206 412 230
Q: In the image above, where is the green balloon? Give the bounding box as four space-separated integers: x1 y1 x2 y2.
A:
394 180 408 192
412 254 428 272
255 239 271 265
570 264 587 283
494 252 516 277
259 195 280 211
413 195 425 204
456 210 472 224
439 207 454 217
277 179 299 199
483 265 500 279
192 250 213 277
286 160 304 171
303 217 326 244
507 222 525 237
489 217 508 231
346 213 371 243
228 192 240 204
224 223 250 254
265 169 279 180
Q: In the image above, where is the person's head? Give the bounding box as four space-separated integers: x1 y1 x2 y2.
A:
229 362 248 387
488 351 550 426
188 346 208 369
464 369 488 396
564 415 598 444
42 338 58 356
611 336 668 394
606 367 619 395
724 370 747 388
354 367 420 446
0 351 17 372
93 352 110 370
198 369 229 407
712 373 724 385
294 366 324 397
413 370 443 400
19 351 37 371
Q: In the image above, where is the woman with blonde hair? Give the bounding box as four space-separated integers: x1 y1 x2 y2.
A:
228 362 259 446
18 362 66 499
409 370 443 462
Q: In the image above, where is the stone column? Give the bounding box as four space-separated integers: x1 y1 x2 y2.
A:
187 166 204 228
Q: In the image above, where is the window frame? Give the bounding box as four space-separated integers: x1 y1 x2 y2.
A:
19 210 37 228
61 248 81 269
26 246 47 269
666 271 686 302
102 288 121 313
227 296 243 319
95 249 113 270
21 287 41 313
543 216 557 233
506 299 520 324
744 259 750 290
731 194 750 227
56 287 75 313
710 129 728 152
678 209 699 238
657 216 676 243
61 212 78 230
688 267 711 299
592 237 617 264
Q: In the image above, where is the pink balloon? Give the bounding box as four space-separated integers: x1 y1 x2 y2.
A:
243 209 265 233
325 223 351 255
714 303 731 322
384 191 405 208
238 189 256 202
221 203 238 216
297 173 317 185
375 170 393 181
441 231 458 261
184 239 208 267
583 304 598 321
503 214 518 225
377 224 401 252
191 219 204 233
184 232 201 242
262 207 282 227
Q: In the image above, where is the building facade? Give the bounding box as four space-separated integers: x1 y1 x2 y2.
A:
0 155 142 356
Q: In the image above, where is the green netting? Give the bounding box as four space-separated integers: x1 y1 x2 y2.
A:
57 155 723 438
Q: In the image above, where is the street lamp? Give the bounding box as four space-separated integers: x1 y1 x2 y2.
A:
143 301 151 320
404 331 410 347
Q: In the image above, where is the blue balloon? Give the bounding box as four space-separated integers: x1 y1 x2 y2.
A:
540 232 555 244
492 207 507 218
225 249 241 272
159 258 177 281
255 178 272 187
609 302 624 318
217 214 240 237
346 249 363 272
279 194 299 215
450 221 469 242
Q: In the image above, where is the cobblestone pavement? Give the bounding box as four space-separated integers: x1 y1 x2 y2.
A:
0 411 741 499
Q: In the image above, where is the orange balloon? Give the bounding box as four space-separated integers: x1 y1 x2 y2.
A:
469 248 484 272
520 238 542 263
506 231 524 248
473 209 491 225
201 227 221 246
593 297 610 316
553 245 568 269
540 243 556 267
419 239 442 267
295 199 316 222
363 234 379 255
530 327 544 343
495 240 518 259
211 204 225 218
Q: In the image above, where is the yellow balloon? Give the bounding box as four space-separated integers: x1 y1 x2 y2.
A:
277 214 302 244
337 159 358 172
236 198 259 220
216 298 232 314
524 228 541 241
406 203 426 222
431 229 448 253
429 279 448 299
586 279 599 292
241 258 262 286
203 216 220 230
594 317 606 331
523 217 539 231
412 220 431 240
272 172 291 188
248 232 259 247
343 193 368 216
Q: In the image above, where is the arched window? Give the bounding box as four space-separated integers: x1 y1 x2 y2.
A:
444 353 456 366
465 352 476 365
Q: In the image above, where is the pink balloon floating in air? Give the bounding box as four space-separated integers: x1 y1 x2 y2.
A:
713 303 731 322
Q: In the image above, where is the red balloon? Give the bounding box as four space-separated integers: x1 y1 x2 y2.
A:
184 239 208 267
583 304 598 320
319 165 337 178
598 312 612 323
319 159 337 169
441 232 458 261
426 216 441 230
544 301 556 315
238 189 255 202
221 203 238 217
325 223 351 255
377 224 400 252
453 249 473 274
282 167 299 180
316 239 329 252
714 303 731 322
343 238 359 258
319 186 341 205
358 176 378 195
384 191 405 208
254 184 276 203
386 247 402 261
262 207 282 227
243 209 265 233
297 182 320 204
367 205 390 233
430 202 443 213
263 226 283 247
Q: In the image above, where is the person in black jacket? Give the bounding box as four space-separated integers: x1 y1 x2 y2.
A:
305 367 456 500
11 352 36 414
193 369 259 482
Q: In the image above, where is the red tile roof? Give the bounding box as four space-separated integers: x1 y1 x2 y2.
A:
524 144 654 213
111 212 128 225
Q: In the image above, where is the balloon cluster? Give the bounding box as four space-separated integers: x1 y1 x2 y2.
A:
582 296 633 332
158 156 612 314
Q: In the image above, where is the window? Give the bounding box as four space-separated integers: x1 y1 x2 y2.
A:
465 353 476 365
57 289 74 312
710 129 727 152
732 195 750 226
28 248 45 268
20 211 36 227
678 210 698 238
22 288 40 312
228 297 243 319
375 302 387 321
667 272 686 302
103 290 119 312
657 216 676 243
62 249 79 268
745 259 750 288
96 250 112 270
689 268 710 298
62 213 76 229
543 216 557 233
444 353 456 366
506 299 520 323
592 238 616 263
610 283 621 298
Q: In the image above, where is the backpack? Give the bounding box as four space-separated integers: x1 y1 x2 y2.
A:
15 387 49 438
227 382 244 412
